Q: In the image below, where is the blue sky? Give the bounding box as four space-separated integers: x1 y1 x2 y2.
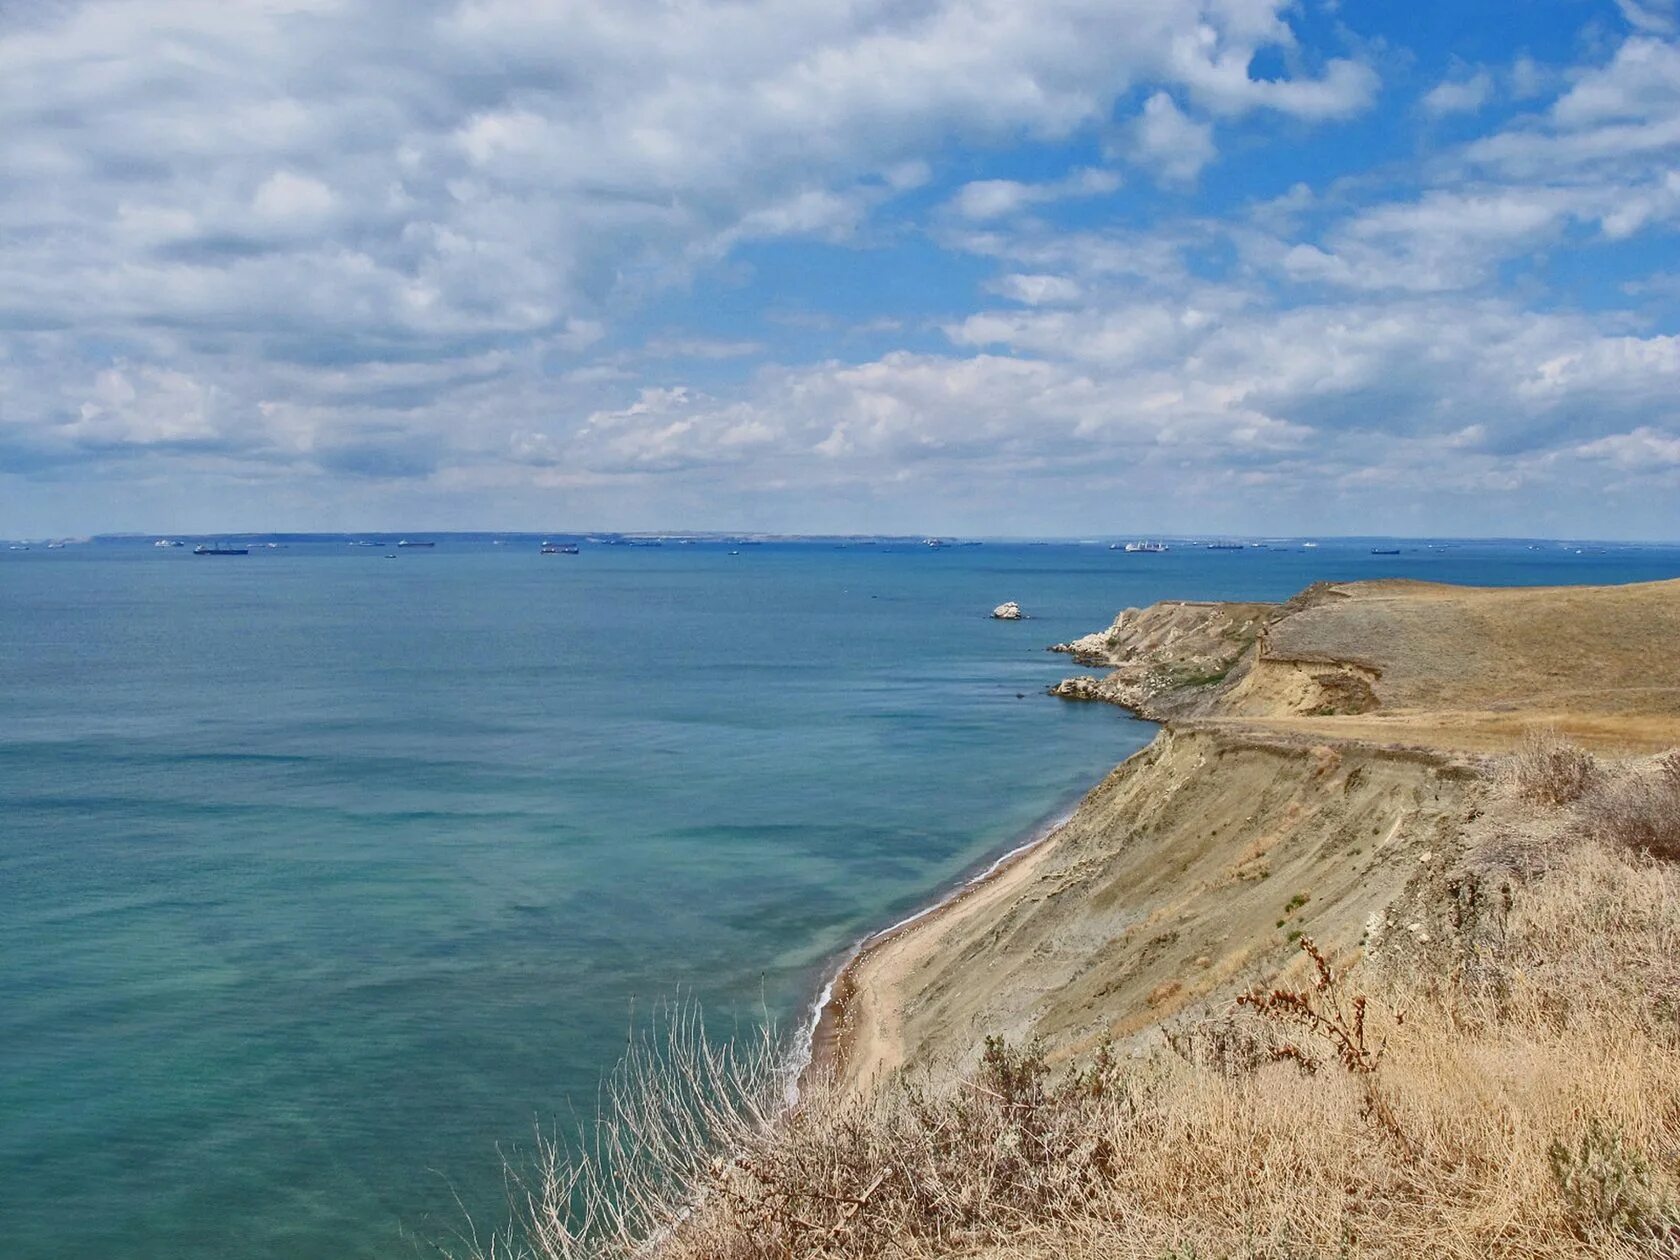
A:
2 0 1679 538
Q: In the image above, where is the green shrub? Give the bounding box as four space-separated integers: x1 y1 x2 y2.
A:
1548 1119 1680 1249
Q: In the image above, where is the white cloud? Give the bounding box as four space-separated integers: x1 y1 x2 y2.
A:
548 285 1680 520
1571 426 1680 468
251 171 337 227
0 0 1378 493
986 273 1085 305
3 3 1679 540
1617 0 1679 35
641 337 767 361
1466 38 1680 180
948 168 1120 220
1552 36 1680 125
1421 70 1493 116
69 363 227 448
1131 92 1216 183
1164 32 1379 120
1508 54 1550 100
1261 35 1680 296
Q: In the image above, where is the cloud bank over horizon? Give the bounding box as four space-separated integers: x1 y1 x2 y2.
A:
2 0 1678 538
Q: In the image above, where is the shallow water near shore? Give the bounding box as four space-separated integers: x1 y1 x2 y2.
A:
4 536 1678 1259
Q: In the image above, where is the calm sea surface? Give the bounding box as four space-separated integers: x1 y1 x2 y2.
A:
4 537 1678 1258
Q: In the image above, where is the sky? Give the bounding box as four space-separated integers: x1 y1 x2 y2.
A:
2 0 1679 539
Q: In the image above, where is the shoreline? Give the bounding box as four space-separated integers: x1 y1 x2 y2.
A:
790 800 1087 1096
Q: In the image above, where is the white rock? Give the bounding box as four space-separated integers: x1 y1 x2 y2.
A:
991 602 1023 620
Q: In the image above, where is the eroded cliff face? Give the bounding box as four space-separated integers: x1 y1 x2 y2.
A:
837 726 1481 1087
1048 583 1385 723
1048 599 1272 718
837 576 1680 1090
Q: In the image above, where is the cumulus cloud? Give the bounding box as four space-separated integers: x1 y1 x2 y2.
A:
1256 33 1680 298
1130 92 1217 184
2 2 1678 538
548 283 1680 521
0 0 1382 502
1421 70 1494 116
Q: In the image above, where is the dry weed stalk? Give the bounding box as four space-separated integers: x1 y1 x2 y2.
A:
448 1003 787 1260
1237 936 1418 1159
1237 936 1393 1076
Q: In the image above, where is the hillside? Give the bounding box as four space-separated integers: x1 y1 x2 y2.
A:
1052 578 1680 752
834 577 1680 1088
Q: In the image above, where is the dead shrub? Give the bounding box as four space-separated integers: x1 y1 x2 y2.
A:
1163 1008 1282 1078
1505 729 1601 807
1580 760 1680 861
1239 936 1415 1158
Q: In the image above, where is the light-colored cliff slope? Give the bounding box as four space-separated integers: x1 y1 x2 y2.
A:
833 577 1680 1089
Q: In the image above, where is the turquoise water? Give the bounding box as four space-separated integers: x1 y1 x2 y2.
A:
3 537 1678 1258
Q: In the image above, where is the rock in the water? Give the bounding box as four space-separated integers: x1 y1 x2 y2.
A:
1049 676 1118 702
991 602 1023 620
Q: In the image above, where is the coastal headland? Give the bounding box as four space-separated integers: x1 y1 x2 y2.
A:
821 577 1680 1090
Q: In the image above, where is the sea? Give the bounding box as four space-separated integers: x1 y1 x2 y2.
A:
4 535 1677 1259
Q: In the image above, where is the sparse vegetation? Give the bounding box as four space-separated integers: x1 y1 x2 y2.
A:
1505 727 1601 806
1549 1119 1680 1252
1580 751 1680 860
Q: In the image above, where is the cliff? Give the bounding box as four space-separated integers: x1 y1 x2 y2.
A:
833 576 1680 1088
1051 576 1680 751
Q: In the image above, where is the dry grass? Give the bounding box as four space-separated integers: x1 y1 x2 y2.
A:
1504 727 1602 806
462 746 1680 1260
463 857 1680 1259
444 1005 789 1260
1580 752 1680 861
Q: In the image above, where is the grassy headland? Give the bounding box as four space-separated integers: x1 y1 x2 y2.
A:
471 577 1680 1260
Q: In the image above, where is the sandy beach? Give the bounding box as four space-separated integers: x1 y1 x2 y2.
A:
801 805 1084 1092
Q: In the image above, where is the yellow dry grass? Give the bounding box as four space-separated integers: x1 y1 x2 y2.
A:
1230 578 1680 754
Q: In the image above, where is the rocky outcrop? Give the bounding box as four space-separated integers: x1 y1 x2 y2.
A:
1048 599 1272 720
991 602 1023 620
1047 675 1127 703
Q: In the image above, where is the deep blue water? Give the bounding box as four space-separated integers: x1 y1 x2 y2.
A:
3 536 1677 1259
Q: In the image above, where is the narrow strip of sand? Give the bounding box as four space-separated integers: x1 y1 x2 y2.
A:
799 807 1080 1095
